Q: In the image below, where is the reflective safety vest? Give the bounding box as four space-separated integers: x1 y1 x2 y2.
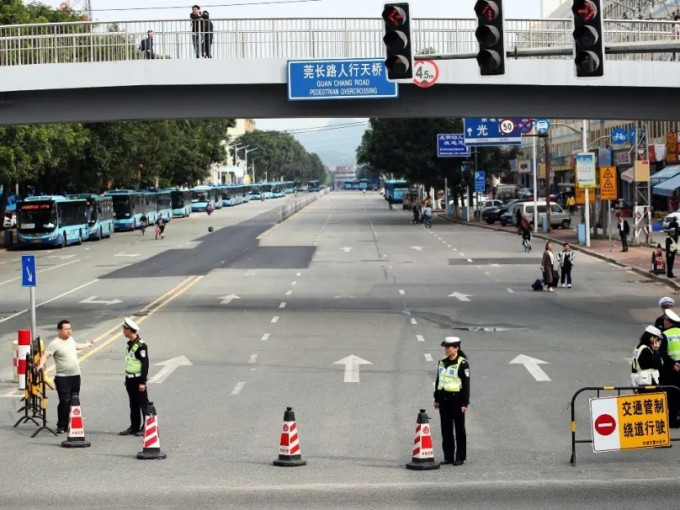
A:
437 356 466 393
125 339 145 375
668 236 678 254
666 327 680 361
632 344 659 386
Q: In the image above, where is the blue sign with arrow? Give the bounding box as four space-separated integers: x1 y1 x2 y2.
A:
463 118 522 146
21 255 36 287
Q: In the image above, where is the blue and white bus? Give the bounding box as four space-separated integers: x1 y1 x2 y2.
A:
146 190 172 223
221 185 249 206
16 196 89 247
105 190 145 231
69 194 114 240
259 183 273 199
249 184 262 200
190 185 215 212
169 189 192 218
308 180 321 192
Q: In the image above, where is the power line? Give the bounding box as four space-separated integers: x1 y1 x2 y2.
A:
282 121 368 135
81 0 322 12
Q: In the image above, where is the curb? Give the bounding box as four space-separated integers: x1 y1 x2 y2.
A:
437 213 680 291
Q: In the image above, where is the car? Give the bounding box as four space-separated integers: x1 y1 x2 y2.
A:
484 198 529 225
503 201 571 229
662 212 680 232
518 188 533 199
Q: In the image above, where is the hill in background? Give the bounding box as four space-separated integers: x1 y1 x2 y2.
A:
292 118 367 167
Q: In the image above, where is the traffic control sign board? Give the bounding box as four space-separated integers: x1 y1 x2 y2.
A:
599 166 618 201
590 393 670 452
463 118 522 146
437 134 470 158
517 118 533 134
413 59 439 88
534 118 551 134
575 152 596 188
21 255 36 288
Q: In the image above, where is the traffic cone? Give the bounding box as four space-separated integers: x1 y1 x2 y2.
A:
273 406 306 467
61 393 91 448
137 402 166 460
406 409 439 470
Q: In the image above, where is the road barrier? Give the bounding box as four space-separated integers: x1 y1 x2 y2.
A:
12 340 18 383
273 406 306 467
137 402 166 460
16 329 30 390
570 385 680 466
406 409 439 470
61 393 91 448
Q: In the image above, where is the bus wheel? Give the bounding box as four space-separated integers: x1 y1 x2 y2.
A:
76 231 83 245
60 234 67 249
98 227 103 240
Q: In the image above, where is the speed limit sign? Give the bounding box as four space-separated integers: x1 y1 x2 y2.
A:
413 60 439 88
499 118 516 134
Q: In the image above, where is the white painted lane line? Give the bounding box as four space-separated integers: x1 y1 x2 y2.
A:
230 382 245 395
248 354 258 364
261 333 270 341
507 288 515 293
0 279 98 324
399 289 405 295
424 353 433 362
296 272 301 277
279 302 287 309
285 290 293 296
271 316 279 323
416 334 425 342
410 318 418 325
460 253 465 257
291 281 297 286
0 259 81 287
467 258 473 263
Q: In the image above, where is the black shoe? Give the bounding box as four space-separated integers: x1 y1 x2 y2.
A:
56 427 65 434
119 428 140 436
135 430 144 437
453 460 465 466
440 459 453 465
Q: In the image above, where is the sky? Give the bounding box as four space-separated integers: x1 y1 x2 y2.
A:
35 0 542 137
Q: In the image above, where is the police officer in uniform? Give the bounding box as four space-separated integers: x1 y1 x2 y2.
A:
661 309 680 427
433 336 470 466
631 325 663 393
119 317 150 436
655 296 675 329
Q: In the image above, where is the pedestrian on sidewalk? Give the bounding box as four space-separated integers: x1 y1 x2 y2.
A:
617 215 630 252
541 241 556 291
557 243 575 288
520 215 531 252
666 228 678 278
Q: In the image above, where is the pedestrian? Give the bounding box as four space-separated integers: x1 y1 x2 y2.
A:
670 216 680 233
433 336 469 466
655 296 675 329
617 215 630 252
651 243 666 275
557 242 575 288
36 320 95 433
139 30 155 59
423 203 433 228
566 194 576 214
541 241 556 291
520 215 531 252
190 5 203 58
201 10 214 58
515 205 522 233
120 317 150 436
631 325 664 393
140 213 148 235
659 309 680 427
155 214 166 239
666 228 678 278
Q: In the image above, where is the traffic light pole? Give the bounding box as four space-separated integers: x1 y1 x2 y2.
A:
582 119 591 247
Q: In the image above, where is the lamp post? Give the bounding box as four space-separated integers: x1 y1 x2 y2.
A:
245 147 258 183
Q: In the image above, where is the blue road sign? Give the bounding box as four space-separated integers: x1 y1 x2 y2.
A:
463 118 522 146
474 171 486 193
611 127 627 145
628 127 637 144
534 118 551 135
287 59 399 101
21 255 36 288
517 118 534 134
437 134 470 158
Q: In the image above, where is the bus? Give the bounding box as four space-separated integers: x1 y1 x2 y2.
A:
105 190 145 231
259 183 273 199
249 184 262 200
16 196 89 247
169 188 192 218
308 180 320 192
270 183 285 198
68 194 114 240
220 184 246 206
358 179 369 191
146 190 172 223
383 179 409 207
190 185 215 212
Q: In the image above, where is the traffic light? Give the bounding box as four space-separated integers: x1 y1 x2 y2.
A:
382 3 412 80
474 0 505 75
572 0 604 77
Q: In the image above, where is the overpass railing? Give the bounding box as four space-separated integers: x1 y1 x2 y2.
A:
0 17 676 66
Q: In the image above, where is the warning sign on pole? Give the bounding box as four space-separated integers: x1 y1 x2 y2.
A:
590 393 670 452
599 166 618 201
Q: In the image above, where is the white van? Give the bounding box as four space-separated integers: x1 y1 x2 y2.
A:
506 201 571 229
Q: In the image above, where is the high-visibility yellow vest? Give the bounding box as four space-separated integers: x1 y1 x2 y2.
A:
437 356 466 393
125 339 145 375
632 344 659 385
666 327 680 360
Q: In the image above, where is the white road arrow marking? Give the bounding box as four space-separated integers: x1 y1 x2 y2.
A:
411 246 423 252
220 294 241 304
148 355 193 384
448 292 471 302
79 296 122 305
48 254 77 260
333 355 373 383
341 247 353 253
509 354 551 382
114 252 140 257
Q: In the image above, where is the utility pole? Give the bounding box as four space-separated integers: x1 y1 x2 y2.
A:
544 133 551 232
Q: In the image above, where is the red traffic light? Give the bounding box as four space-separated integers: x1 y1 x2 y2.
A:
474 1 499 22
572 0 597 21
382 5 406 26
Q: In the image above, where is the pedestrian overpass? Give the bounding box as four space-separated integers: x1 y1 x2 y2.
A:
0 16 679 125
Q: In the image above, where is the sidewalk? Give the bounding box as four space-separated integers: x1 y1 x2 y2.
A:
439 213 680 291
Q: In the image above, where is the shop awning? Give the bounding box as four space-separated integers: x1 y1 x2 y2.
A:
621 167 634 184
650 164 680 185
653 173 680 197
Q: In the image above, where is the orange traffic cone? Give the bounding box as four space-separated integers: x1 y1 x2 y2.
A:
406 409 439 470
273 406 306 467
61 393 91 448
137 402 166 460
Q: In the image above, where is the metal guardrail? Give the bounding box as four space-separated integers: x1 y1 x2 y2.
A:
0 17 677 67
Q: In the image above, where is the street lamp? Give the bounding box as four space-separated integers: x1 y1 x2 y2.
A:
230 144 248 166
245 147 258 183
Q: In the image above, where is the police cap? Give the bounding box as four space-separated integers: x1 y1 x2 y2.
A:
664 309 680 324
659 296 675 308
645 325 662 337
441 336 461 348
122 317 140 332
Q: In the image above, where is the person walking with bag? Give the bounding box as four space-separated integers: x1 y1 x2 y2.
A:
541 241 556 292
557 243 575 288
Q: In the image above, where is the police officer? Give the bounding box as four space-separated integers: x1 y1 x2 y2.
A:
631 325 663 393
119 317 150 436
433 336 470 466
655 296 675 329
661 309 680 427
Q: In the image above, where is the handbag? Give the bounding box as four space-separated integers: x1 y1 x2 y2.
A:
553 267 559 281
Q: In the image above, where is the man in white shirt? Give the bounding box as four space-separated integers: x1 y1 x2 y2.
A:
37 320 95 433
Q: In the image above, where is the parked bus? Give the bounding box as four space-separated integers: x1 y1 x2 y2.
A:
249 184 262 200
308 180 320 192
16 196 89 247
383 179 409 207
270 183 285 198
191 185 218 212
220 185 247 206
69 194 114 240
169 188 192 217
146 190 172 223
105 190 145 231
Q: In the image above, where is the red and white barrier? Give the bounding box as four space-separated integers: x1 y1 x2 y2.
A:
17 330 31 390
137 402 166 460
12 340 18 383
